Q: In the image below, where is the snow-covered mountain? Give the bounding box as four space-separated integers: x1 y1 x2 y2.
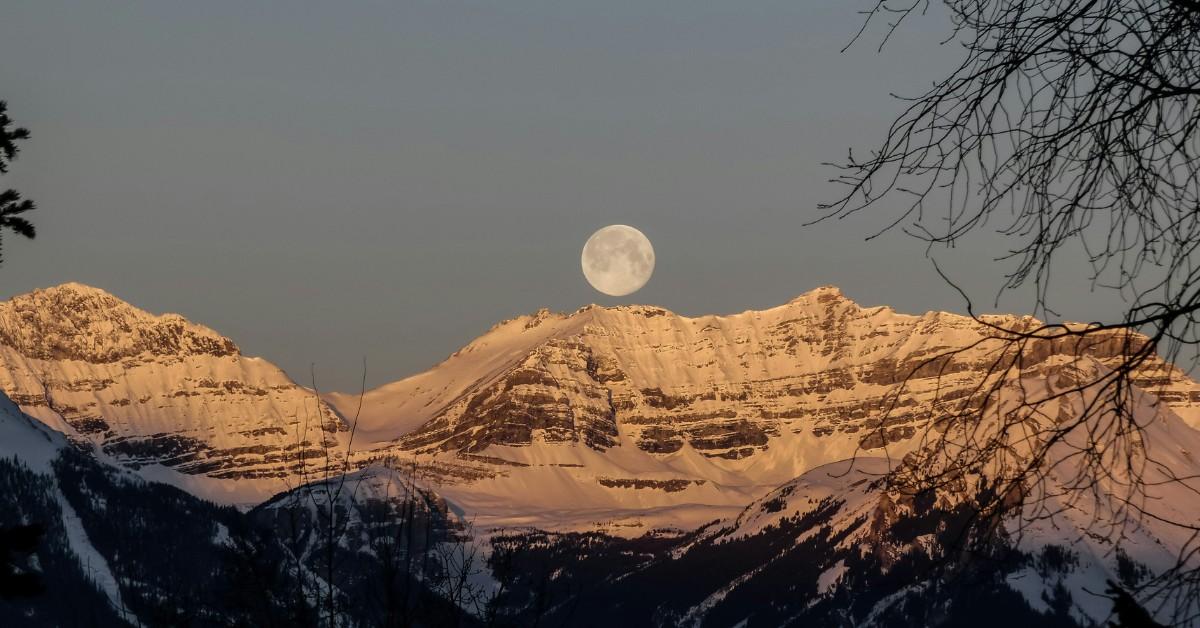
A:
4 282 1199 527
5 283 1200 625
0 283 346 503
327 285 1200 531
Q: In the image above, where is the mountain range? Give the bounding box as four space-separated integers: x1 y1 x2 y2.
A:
2 282 1198 626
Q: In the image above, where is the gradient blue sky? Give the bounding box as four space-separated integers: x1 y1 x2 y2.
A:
0 1 1130 390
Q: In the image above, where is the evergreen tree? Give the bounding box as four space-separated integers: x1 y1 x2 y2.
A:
0 100 36 264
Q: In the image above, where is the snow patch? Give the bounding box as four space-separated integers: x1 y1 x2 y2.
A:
817 559 846 594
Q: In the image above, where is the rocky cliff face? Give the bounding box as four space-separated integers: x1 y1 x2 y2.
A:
349 287 1200 458
0 283 345 497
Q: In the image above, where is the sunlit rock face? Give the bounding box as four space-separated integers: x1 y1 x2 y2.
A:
354 286 1200 462
0 283 345 490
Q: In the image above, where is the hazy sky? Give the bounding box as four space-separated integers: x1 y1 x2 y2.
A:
0 1 1133 390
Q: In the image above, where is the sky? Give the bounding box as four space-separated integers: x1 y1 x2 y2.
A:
0 1 1135 390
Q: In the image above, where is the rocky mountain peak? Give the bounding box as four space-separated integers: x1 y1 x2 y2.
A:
0 282 238 363
0 283 349 499
788 284 848 303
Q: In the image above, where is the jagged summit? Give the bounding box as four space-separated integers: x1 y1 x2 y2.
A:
34 280 111 295
787 283 845 303
0 282 239 363
493 285 864 334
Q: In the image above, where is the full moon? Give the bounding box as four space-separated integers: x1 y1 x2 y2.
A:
581 225 655 297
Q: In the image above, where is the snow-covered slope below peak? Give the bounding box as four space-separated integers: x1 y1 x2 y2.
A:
324 307 591 442
711 456 891 543
0 390 67 474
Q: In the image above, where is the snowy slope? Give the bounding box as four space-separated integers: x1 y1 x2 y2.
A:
324 308 592 442
0 389 65 474
0 392 136 624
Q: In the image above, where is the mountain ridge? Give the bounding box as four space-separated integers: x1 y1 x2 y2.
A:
3 282 1200 624
326 284 1033 443
4 282 1200 530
